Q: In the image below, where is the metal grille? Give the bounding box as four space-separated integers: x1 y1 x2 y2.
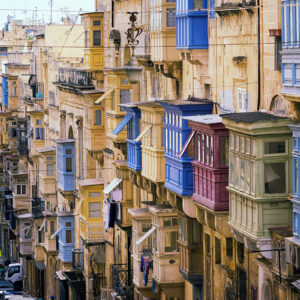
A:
111 264 133 297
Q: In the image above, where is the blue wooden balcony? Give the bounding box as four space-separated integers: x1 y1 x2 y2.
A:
55 139 75 192
58 214 74 263
176 0 208 49
158 99 213 196
113 104 142 171
2 76 8 106
289 124 300 244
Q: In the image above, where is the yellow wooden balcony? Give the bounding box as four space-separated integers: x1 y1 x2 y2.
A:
84 48 104 70
80 219 105 242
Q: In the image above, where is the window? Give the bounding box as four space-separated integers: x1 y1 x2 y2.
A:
178 217 187 241
237 88 247 112
264 162 286 193
36 119 42 125
93 30 101 46
94 110 102 126
274 37 282 71
50 221 55 234
93 20 101 26
46 156 54 161
66 158 72 172
215 238 221 264
89 202 101 218
163 217 178 227
166 9 176 27
111 90 115 110
295 159 298 195
193 0 204 10
66 230 72 243
152 229 157 251
240 159 245 190
164 231 178 252
205 234 210 256
220 137 229 166
264 141 285 154
66 149 72 155
46 164 54 176
89 192 101 198
24 223 32 239
35 128 44 140
226 238 233 258
229 156 234 185
192 219 201 243
294 213 298 234
16 184 26 195
120 89 131 107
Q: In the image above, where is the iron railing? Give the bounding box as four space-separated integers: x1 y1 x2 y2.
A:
111 264 133 297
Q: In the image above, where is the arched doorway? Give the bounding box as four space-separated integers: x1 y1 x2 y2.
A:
68 126 74 139
270 95 286 116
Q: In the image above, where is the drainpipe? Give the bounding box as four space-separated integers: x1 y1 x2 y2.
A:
257 0 261 111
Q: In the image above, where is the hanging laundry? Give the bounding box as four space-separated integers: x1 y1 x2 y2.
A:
109 202 117 228
103 200 110 230
116 202 121 221
140 255 144 272
110 189 122 202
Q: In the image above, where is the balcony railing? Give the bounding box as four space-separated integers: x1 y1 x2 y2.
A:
80 220 105 242
32 197 42 217
111 264 133 297
58 68 94 88
72 248 84 271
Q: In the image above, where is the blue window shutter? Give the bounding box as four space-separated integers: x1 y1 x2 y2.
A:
112 115 132 135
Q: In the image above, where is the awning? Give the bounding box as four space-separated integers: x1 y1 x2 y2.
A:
75 199 83 214
50 228 61 239
38 219 46 231
112 115 132 136
103 178 122 195
292 279 300 291
26 127 33 139
135 125 152 142
35 261 45 270
136 226 156 245
178 131 195 158
94 88 114 104
56 270 66 281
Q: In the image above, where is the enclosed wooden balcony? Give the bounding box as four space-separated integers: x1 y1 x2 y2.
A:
222 112 293 249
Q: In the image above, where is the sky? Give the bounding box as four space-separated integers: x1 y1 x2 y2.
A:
0 0 95 27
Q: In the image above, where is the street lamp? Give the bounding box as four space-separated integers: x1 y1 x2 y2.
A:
123 12 143 84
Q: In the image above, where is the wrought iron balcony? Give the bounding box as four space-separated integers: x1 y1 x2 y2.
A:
111 264 133 297
72 248 84 271
57 68 94 89
32 197 42 217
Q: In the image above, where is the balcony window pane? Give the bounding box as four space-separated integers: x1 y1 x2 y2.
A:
246 160 250 193
226 238 233 258
294 213 298 234
22 185 26 195
66 229 72 243
50 221 55 234
161 127 164 148
166 9 176 27
264 141 285 154
201 134 205 163
89 202 101 218
17 185 21 195
35 128 44 140
89 192 101 198
240 159 245 191
235 157 239 187
93 20 101 26
25 225 32 239
210 136 214 166
206 135 209 164
192 219 200 243
295 158 298 195
46 164 54 176
193 0 203 10
93 30 101 46
152 229 157 251
251 162 255 194
120 89 131 108
94 110 102 126
264 162 286 194
66 158 72 172
229 156 234 185
220 137 229 166
165 231 178 252
215 238 221 264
